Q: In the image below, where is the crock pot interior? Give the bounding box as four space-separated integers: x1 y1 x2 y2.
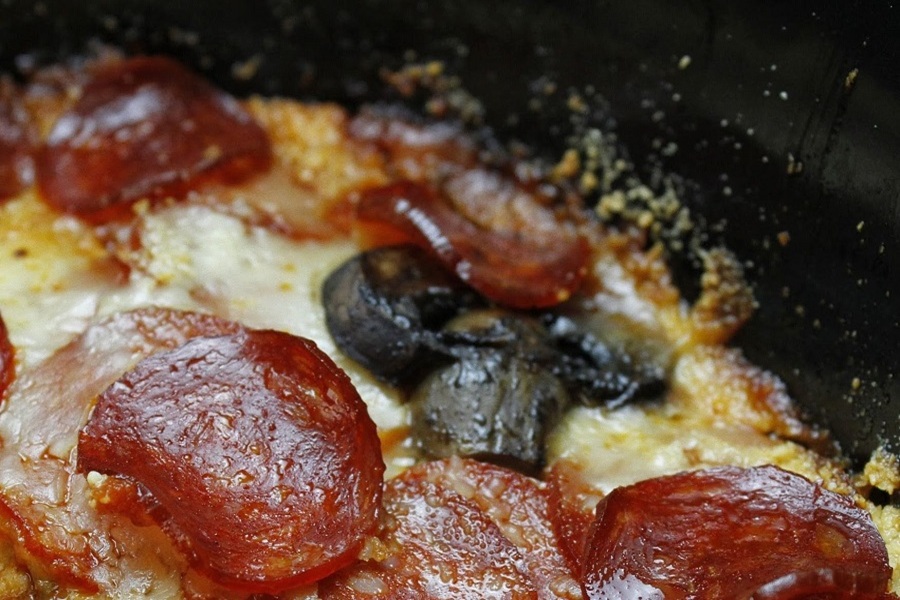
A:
1 0 897 466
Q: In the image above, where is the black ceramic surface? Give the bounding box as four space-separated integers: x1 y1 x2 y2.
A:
1 0 897 467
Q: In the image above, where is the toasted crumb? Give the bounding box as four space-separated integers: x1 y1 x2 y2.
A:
551 149 581 181
567 93 588 114
863 448 900 495
868 504 900 594
231 54 263 81
690 248 757 344
0 538 32 598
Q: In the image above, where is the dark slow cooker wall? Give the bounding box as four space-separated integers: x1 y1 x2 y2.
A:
1 0 897 466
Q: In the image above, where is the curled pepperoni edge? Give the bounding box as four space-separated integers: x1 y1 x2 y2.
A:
545 460 602 578
0 83 35 202
354 180 589 309
0 313 13 402
752 568 900 599
77 328 385 593
36 55 272 222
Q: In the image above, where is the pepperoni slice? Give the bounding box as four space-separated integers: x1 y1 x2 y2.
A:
0 312 13 401
0 308 240 591
406 458 581 600
323 458 581 599
77 328 384 593
355 178 588 309
321 462 538 599
580 465 894 600
37 56 272 221
0 81 34 201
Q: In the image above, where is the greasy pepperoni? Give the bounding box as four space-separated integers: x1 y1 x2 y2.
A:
77 329 384 593
0 312 13 401
37 56 272 221
0 81 34 201
545 460 605 577
752 570 900 600
407 458 581 600
580 465 894 600
321 464 538 599
0 308 240 591
355 179 588 309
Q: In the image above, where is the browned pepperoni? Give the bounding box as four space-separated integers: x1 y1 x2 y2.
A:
752 570 900 599
406 458 581 600
355 179 588 309
545 460 604 578
0 81 34 201
36 56 272 222
77 328 384 593
0 308 240 591
0 312 13 401
321 464 538 599
581 465 894 600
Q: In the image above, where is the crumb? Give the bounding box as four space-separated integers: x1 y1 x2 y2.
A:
690 248 757 344
381 62 484 124
567 93 588 114
551 149 581 181
862 448 900 495
231 54 263 81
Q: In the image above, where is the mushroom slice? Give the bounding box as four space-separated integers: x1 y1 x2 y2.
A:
322 244 480 385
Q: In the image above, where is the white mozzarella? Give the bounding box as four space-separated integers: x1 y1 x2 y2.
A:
547 405 838 495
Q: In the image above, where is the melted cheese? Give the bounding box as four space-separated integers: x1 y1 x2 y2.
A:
0 193 115 366
0 95 896 598
0 197 411 467
0 196 413 599
548 405 844 495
